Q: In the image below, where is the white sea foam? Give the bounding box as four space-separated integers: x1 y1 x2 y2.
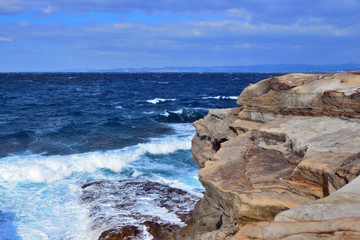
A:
146 98 176 104
172 109 184 114
0 125 193 184
154 175 203 198
1 177 91 240
133 199 184 225
202 95 238 100
0 123 197 240
160 111 170 117
143 111 156 115
160 109 183 117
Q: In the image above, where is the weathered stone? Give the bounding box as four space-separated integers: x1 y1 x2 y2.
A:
198 133 323 225
234 176 360 239
275 175 360 222
237 71 360 122
229 119 263 134
232 217 360 240
143 221 181 240
192 107 241 168
187 71 360 239
98 226 139 240
337 152 360 183
183 196 240 240
252 116 360 194
183 196 225 238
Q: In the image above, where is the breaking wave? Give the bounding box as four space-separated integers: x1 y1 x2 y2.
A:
201 95 238 100
146 98 176 104
0 127 193 184
155 109 207 123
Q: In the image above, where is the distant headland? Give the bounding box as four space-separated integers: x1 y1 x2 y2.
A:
48 63 360 73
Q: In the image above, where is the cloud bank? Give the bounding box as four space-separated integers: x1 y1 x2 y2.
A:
0 0 359 71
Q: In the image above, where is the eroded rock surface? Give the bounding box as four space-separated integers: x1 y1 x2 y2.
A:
233 176 360 239
192 107 241 168
187 71 360 239
237 71 360 122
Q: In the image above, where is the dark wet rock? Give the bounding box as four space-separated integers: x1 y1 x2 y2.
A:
98 226 139 240
143 221 181 240
80 179 200 239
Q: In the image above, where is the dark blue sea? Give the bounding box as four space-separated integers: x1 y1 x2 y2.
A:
0 72 281 239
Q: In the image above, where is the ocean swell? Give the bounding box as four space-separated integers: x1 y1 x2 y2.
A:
0 125 193 184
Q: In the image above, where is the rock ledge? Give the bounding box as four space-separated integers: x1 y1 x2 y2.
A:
186 71 360 240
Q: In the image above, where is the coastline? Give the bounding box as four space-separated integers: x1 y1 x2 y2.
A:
184 71 360 239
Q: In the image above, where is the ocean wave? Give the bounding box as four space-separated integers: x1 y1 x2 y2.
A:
201 95 238 100
0 130 193 184
146 98 176 104
156 109 207 123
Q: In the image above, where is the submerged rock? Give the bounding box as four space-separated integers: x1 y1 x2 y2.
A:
80 179 200 240
186 71 360 239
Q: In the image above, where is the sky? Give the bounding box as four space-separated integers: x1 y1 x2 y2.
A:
0 0 359 71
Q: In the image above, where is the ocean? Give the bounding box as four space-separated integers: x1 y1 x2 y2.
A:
0 72 281 239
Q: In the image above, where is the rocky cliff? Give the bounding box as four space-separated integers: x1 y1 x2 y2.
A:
186 71 360 239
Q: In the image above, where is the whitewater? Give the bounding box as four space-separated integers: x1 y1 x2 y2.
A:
0 72 280 239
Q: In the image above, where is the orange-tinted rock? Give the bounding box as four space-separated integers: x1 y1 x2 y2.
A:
275 175 360 222
198 132 323 225
337 152 360 183
232 217 360 240
237 71 360 122
187 71 360 239
234 176 360 239
192 108 241 168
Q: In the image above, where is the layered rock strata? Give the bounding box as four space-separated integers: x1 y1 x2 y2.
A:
187 71 360 239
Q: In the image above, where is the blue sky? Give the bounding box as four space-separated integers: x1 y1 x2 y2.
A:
0 0 359 71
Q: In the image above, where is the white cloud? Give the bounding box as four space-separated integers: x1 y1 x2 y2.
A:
227 8 251 20
192 29 202 36
233 43 250 49
0 36 13 42
42 5 54 14
10 45 34 50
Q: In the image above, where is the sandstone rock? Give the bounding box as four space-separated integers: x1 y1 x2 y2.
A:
275 175 360 222
232 217 360 240
187 71 360 239
253 116 360 194
237 71 360 122
182 196 237 240
198 130 323 225
232 176 360 239
192 107 241 168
